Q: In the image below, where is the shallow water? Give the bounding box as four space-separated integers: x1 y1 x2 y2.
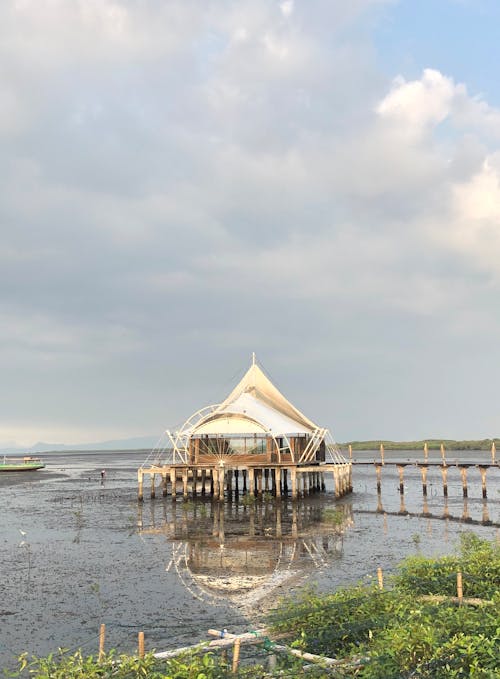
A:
0 450 498 670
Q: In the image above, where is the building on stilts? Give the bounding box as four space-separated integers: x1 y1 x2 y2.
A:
138 355 351 501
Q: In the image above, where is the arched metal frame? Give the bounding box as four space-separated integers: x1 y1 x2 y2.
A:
163 399 350 466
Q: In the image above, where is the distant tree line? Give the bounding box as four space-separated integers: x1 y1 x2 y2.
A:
342 439 499 451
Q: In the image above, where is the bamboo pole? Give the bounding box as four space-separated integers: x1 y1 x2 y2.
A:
423 442 428 462
377 567 384 590
98 623 106 661
232 638 241 673
456 572 463 605
440 443 446 463
380 443 385 465
491 441 496 464
138 631 145 658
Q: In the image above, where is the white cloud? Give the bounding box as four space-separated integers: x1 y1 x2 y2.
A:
377 68 456 133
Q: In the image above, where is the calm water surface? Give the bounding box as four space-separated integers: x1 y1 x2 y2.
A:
0 449 498 669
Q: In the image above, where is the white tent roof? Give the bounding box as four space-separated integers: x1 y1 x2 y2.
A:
190 360 320 437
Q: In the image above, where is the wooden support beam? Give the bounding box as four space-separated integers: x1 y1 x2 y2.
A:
150 473 156 499
138 471 144 502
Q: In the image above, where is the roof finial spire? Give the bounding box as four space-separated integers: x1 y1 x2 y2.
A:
252 351 256 366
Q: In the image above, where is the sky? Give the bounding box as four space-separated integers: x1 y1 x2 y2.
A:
2 0 500 447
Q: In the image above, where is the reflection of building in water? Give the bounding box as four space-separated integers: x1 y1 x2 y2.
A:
139 499 353 609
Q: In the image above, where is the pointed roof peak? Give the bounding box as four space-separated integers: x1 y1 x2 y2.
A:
218 359 318 431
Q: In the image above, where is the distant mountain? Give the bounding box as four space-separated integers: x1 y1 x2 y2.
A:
0 435 159 455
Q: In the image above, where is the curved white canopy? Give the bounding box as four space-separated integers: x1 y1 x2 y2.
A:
190 361 319 437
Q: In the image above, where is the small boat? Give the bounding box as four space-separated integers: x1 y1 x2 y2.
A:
0 455 45 472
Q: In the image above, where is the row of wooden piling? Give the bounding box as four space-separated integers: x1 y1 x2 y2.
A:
374 462 495 498
137 463 352 502
348 441 498 466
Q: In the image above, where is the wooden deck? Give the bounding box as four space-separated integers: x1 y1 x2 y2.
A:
137 461 352 501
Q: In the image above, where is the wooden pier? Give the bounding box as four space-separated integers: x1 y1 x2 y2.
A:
137 462 352 502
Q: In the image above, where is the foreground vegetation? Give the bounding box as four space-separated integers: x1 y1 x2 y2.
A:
343 438 499 451
6 534 499 678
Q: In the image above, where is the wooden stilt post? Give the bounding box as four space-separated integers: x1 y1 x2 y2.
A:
210 470 215 496
482 501 491 525
398 493 407 515
138 631 145 658
234 469 239 495
248 468 255 497
182 469 189 498
491 441 496 465
440 443 446 464
321 471 326 491
150 473 156 499
380 443 385 466
192 470 198 498
459 466 468 498
219 467 225 501
333 468 340 498
226 469 233 497
377 567 384 590
201 470 206 496
423 442 428 463
283 469 288 494
479 466 487 499
348 443 352 460
212 469 219 500
99 623 106 661
264 469 269 492
375 463 382 493
275 468 281 497
420 466 428 496
242 470 247 492
257 469 263 496
441 465 448 497
138 471 144 502
170 469 177 500
162 473 168 497
291 468 297 500
397 465 405 495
